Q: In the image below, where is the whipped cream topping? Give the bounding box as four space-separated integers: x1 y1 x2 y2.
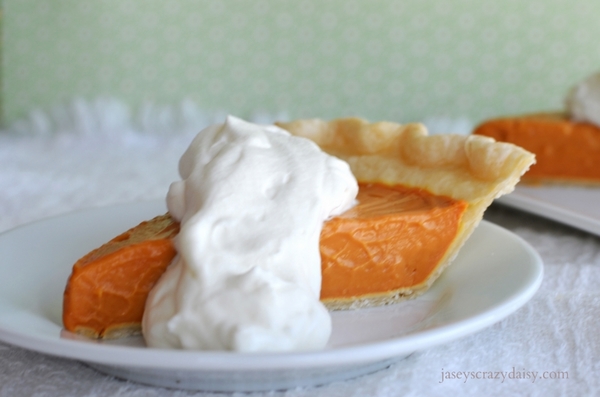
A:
142 116 358 351
565 71 600 127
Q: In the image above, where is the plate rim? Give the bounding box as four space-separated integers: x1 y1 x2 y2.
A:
0 201 544 371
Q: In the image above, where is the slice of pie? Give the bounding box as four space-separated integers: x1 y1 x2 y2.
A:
277 118 535 309
473 112 600 185
63 118 535 338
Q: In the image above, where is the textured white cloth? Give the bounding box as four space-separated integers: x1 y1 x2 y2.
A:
0 107 598 396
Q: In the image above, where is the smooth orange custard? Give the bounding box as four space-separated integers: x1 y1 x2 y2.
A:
63 214 179 338
320 182 467 301
473 113 600 184
63 183 466 338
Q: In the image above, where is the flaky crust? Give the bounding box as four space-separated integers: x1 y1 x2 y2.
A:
276 118 536 309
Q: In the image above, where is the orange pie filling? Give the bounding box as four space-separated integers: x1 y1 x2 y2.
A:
62 215 180 338
474 113 600 184
320 182 467 302
63 183 467 338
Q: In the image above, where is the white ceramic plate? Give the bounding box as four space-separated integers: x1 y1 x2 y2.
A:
0 201 543 392
497 185 600 236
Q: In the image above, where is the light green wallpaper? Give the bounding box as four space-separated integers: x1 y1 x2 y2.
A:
3 0 600 127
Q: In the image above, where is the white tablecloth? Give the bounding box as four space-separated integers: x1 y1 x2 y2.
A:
1 130 598 397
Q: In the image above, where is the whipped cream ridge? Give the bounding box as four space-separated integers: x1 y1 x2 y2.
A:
565 71 600 127
142 116 358 351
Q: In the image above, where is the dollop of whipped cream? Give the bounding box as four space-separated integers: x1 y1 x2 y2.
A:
142 116 358 352
565 71 600 127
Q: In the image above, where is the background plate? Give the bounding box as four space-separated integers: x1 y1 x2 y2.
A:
0 201 543 391
497 185 600 236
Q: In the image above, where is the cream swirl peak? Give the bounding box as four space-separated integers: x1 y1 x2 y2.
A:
565 71 600 127
142 115 358 351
